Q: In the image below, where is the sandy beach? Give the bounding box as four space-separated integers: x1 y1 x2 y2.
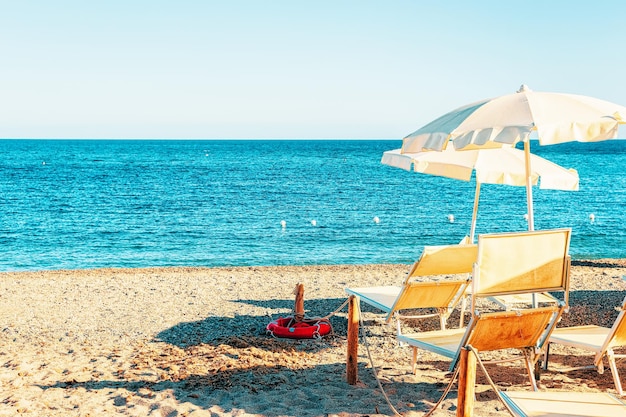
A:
2 260 626 417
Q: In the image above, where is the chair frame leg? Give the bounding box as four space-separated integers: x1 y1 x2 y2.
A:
607 351 624 396
542 343 551 371
459 297 467 328
438 310 447 331
523 349 539 391
543 345 624 396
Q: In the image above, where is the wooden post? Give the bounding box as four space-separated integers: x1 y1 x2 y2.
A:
457 346 477 417
347 295 359 385
294 283 305 322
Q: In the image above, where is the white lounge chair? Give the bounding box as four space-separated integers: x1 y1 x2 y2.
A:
467 228 571 313
396 228 572 390
500 391 626 417
345 243 477 331
399 304 564 390
545 294 626 395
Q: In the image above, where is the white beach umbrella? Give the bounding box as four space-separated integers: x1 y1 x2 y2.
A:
401 85 626 229
382 147 579 242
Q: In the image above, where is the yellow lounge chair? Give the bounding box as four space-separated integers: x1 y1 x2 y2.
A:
398 305 564 390
545 294 626 395
345 243 477 331
396 228 572 390
468 227 571 310
468 228 571 312
500 391 626 417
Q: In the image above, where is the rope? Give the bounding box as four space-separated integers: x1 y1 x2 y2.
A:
347 298 514 416
321 297 350 320
467 345 517 417
357 301 402 416
289 295 349 322
422 361 462 417
352 299 460 416
338 292 523 417
422 345 521 417
281 295 510 415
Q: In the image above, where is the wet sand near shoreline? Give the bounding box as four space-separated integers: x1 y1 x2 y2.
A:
1 260 626 416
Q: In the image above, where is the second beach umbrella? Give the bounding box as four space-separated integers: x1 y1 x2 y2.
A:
382 146 579 242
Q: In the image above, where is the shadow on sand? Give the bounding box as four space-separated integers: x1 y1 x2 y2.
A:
155 297 351 348
34 294 464 416
38 358 455 416
36 289 626 416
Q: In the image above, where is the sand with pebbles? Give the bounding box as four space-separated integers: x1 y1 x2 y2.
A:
1 260 626 416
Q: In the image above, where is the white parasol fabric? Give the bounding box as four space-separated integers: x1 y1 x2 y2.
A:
399 85 626 229
382 147 579 242
402 85 626 153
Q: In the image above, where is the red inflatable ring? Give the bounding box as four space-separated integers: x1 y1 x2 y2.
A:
266 316 332 339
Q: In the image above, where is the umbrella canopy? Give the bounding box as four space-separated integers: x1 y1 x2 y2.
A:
382 147 579 242
382 147 579 189
403 85 626 153
400 85 626 229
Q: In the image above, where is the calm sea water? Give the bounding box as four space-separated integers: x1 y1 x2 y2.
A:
0 139 624 272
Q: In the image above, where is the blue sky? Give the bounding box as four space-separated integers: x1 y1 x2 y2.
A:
2 1 626 139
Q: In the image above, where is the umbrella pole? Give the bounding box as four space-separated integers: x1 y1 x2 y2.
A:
524 140 534 231
524 141 538 308
470 182 481 243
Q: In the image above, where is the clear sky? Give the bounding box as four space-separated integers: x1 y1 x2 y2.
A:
2 1 626 139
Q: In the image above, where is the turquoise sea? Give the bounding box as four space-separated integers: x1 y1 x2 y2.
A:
0 139 624 272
